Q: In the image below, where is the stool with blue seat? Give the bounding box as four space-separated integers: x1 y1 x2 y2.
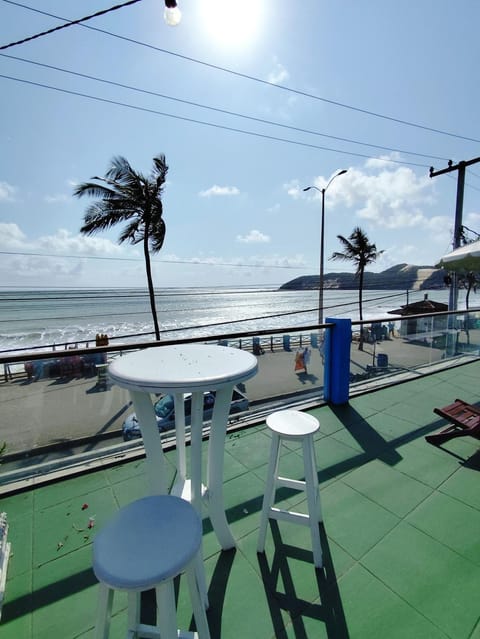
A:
257 409 323 568
92 494 210 639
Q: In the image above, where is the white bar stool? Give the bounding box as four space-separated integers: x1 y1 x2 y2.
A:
257 409 323 568
93 495 210 639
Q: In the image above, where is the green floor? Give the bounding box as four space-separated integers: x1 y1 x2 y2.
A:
1 361 480 638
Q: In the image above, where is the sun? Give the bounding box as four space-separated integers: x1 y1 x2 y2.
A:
198 0 264 48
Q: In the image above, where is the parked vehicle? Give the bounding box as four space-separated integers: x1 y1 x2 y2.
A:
122 387 249 441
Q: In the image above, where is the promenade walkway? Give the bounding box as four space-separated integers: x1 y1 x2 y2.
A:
0 334 471 459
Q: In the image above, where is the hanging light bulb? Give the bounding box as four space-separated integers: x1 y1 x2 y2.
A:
164 0 181 26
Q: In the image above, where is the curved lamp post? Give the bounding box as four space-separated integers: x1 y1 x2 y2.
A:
303 169 347 325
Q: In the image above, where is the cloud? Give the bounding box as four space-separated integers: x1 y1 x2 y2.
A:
44 194 69 204
0 223 27 247
296 156 435 230
199 185 240 197
365 152 403 168
37 229 122 256
160 252 305 269
267 57 289 84
345 166 434 229
236 230 271 243
464 212 480 239
0 181 16 201
283 180 304 199
0 223 123 256
0 225 130 285
267 203 280 213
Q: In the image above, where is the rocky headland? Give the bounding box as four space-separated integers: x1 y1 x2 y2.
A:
279 263 446 291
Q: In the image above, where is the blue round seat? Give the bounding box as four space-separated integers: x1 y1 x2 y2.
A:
93 494 210 638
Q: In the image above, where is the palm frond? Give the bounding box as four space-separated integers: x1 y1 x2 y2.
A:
105 156 134 182
118 219 143 245
81 204 127 235
152 154 168 189
149 218 166 253
331 226 383 276
73 181 116 199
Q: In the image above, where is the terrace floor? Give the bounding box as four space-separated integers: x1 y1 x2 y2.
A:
1 360 480 639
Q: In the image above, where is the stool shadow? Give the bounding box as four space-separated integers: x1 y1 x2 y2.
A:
204 548 236 638
257 520 349 639
138 549 235 636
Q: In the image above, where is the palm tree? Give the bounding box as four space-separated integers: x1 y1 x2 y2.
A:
462 271 477 310
459 271 477 344
74 154 168 340
331 227 383 350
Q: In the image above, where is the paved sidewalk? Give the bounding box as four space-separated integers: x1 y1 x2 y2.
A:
0 336 473 456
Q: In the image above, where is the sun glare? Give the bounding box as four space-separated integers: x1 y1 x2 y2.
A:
199 0 264 48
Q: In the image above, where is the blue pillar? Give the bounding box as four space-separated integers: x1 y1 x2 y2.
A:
324 317 351 404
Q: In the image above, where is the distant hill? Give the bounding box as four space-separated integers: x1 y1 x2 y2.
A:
279 263 446 291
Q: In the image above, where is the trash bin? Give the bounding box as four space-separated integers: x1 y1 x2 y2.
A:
377 353 388 367
283 334 291 351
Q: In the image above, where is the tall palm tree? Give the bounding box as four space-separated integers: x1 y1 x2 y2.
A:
459 271 477 344
74 154 168 340
331 227 383 350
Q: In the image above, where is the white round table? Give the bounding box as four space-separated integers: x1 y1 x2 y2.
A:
108 344 258 550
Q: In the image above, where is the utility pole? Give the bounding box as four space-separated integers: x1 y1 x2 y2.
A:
429 156 480 311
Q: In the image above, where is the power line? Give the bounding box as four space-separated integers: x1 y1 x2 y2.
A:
446 171 480 194
0 249 307 270
3 0 479 145
0 0 143 50
0 289 281 300
0 53 451 163
0 291 412 328
0 73 431 168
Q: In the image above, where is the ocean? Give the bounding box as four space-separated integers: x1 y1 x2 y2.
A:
0 287 450 355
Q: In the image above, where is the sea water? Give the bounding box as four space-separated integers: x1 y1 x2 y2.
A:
0 287 449 354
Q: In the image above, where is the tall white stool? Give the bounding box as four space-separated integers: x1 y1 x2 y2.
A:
93 495 210 639
257 410 323 568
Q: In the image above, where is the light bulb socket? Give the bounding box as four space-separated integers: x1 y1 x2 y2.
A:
164 1 181 26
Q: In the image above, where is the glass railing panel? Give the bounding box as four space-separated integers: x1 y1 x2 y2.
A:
452 311 480 355
204 329 325 411
0 349 134 461
349 310 480 387
1 311 479 485
0 330 327 477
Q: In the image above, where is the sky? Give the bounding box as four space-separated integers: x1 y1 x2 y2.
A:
1 0 479 290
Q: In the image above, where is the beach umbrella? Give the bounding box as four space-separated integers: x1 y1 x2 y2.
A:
436 240 480 272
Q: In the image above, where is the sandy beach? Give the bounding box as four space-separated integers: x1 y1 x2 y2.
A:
0 332 462 459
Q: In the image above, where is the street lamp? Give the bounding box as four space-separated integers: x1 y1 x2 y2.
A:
303 169 347 325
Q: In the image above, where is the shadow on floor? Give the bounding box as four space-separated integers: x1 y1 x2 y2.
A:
257 520 349 639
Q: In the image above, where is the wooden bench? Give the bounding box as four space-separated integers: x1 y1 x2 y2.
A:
426 399 480 446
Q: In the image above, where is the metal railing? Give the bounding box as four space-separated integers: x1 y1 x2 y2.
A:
0 309 479 488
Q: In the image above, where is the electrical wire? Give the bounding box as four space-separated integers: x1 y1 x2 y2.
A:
0 73 432 168
0 249 451 288
0 0 143 50
0 53 451 163
2 0 479 145
0 290 412 327
0 249 448 290
0 249 307 270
